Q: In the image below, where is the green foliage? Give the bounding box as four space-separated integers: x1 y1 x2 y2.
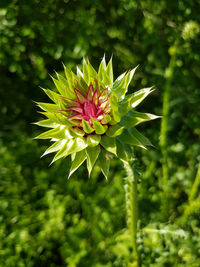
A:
0 0 200 266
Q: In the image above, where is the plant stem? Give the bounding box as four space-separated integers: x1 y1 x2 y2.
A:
189 163 200 202
160 40 177 219
124 162 140 267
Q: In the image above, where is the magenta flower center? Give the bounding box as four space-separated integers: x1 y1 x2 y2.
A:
62 82 110 127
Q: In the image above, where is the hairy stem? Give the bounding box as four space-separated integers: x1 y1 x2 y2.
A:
160 40 177 219
124 162 140 267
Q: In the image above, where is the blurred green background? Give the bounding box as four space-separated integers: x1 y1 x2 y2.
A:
0 0 200 266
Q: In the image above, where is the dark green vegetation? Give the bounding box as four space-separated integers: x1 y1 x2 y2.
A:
0 0 200 266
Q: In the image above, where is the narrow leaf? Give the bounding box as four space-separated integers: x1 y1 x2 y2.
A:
120 111 160 128
41 139 67 157
51 137 87 164
66 137 88 155
98 149 110 179
83 58 89 85
42 89 62 104
130 87 155 108
98 55 106 82
34 119 57 128
117 129 146 149
100 135 117 155
91 118 108 134
106 57 113 85
70 127 85 137
101 114 111 124
119 87 155 115
34 127 65 140
116 140 129 162
68 150 87 178
36 102 59 112
106 125 124 137
77 66 83 77
129 128 152 146
51 139 73 163
82 120 94 134
113 66 138 101
86 145 100 176
86 134 101 147
88 60 97 79
56 73 75 99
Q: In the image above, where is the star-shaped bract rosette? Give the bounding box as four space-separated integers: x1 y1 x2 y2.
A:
34 56 159 179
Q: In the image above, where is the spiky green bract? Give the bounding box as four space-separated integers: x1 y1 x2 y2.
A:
35 56 159 178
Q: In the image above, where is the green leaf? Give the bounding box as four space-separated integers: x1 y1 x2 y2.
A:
125 65 138 90
51 139 73 163
36 102 59 112
86 145 100 176
34 119 57 128
86 134 101 147
68 150 87 178
51 137 87 164
82 120 94 134
91 118 108 134
106 124 124 137
42 88 62 105
88 59 98 79
117 129 146 149
66 137 88 155
56 73 76 99
116 140 129 162
119 87 155 115
129 128 152 146
51 76 66 97
112 109 121 123
113 66 138 101
103 72 112 86
63 66 73 88
78 75 89 92
63 67 79 97
64 128 74 139
110 93 119 111
41 139 67 157
74 78 88 94
130 87 155 108
106 57 113 85
110 93 121 122
77 66 83 77
98 149 110 179
120 111 160 128
40 112 75 126
98 55 106 82
83 58 89 85
71 153 76 161
70 127 85 137
113 71 126 86
34 127 65 140
101 114 112 124
100 135 117 155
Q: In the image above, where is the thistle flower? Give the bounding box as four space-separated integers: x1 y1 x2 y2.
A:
35 56 159 178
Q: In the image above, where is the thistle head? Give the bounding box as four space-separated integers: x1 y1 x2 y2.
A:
35 56 159 179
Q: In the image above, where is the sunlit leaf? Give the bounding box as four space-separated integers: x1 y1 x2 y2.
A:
68 150 87 178
86 145 100 176
98 149 110 179
100 135 117 155
86 135 101 147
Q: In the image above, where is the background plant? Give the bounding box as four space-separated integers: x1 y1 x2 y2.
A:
0 0 200 266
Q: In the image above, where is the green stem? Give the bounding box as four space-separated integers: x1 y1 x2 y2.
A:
160 40 177 219
124 162 140 267
189 163 200 202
